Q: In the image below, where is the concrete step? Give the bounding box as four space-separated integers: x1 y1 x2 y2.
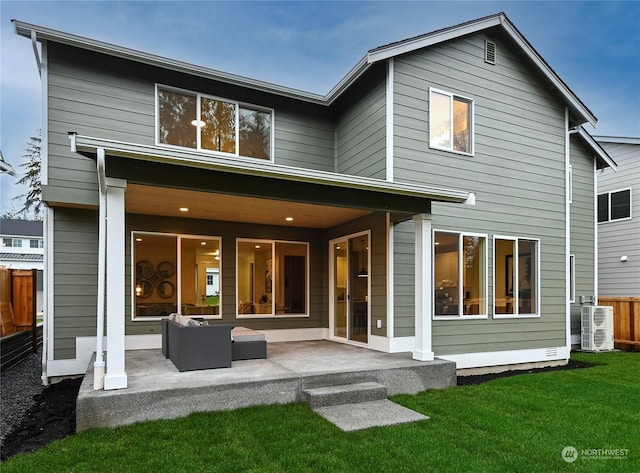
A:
302 381 387 408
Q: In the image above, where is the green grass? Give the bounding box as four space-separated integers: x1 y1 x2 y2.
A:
206 295 219 306
3 352 639 472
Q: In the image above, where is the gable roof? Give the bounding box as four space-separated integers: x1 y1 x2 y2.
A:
14 12 595 125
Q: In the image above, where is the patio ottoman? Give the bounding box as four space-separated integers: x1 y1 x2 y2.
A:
231 327 267 360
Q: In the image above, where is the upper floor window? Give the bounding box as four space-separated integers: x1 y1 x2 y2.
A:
2 238 22 248
157 85 272 161
429 88 474 155
598 189 631 223
30 239 44 249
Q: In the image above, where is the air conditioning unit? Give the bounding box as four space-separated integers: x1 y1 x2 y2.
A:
581 306 614 352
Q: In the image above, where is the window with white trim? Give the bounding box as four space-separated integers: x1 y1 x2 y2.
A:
237 239 308 317
494 237 539 317
597 188 631 223
2 238 22 248
132 232 221 319
157 85 272 160
429 88 474 155
30 239 44 249
433 231 487 317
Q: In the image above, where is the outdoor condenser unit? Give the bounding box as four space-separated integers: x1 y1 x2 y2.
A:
581 306 614 352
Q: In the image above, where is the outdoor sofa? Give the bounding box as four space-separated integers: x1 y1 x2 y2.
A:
162 314 266 372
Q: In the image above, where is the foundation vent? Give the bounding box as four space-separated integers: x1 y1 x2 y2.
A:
546 347 558 357
485 40 496 65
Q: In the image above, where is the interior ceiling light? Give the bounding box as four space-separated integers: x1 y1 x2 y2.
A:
285 217 294 221
201 241 207 246
135 238 142 242
255 245 261 249
179 207 189 212
191 119 205 127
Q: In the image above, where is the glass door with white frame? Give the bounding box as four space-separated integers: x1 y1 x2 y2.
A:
331 233 369 344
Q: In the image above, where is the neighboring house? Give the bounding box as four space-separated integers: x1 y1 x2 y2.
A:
0 218 44 313
14 13 615 390
0 219 44 270
595 136 640 297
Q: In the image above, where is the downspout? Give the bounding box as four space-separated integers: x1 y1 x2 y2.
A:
94 148 107 390
565 109 579 351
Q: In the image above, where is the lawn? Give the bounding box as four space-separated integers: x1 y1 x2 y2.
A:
3 352 638 472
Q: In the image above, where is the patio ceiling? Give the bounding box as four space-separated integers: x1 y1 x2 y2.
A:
125 184 371 229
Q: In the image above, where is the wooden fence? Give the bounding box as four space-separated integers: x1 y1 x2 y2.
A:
598 297 640 351
1 268 41 370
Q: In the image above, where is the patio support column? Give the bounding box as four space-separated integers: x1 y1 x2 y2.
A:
413 213 434 361
104 177 128 390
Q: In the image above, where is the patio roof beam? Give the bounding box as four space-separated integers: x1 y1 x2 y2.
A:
69 133 471 205
103 156 431 216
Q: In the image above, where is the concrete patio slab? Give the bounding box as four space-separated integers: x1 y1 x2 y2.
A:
76 340 455 431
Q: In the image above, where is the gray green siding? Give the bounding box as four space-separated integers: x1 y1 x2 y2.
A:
392 33 568 354
45 43 335 210
334 68 387 179
52 208 99 359
597 141 640 296
570 137 596 338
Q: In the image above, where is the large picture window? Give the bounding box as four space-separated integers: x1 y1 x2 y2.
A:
133 232 221 319
597 189 631 223
433 231 487 317
494 237 539 317
157 85 272 160
429 88 474 155
237 239 308 317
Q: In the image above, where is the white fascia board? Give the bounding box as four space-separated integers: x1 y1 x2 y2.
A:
13 20 327 106
367 15 503 63
498 18 597 127
70 134 471 203
577 128 618 171
593 136 640 145
367 13 597 128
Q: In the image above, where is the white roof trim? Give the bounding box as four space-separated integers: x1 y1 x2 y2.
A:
69 134 470 203
593 136 640 145
13 20 327 106
367 15 502 62
14 15 597 121
367 13 596 127
576 128 617 171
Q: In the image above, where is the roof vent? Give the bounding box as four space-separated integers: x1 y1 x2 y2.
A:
485 40 496 65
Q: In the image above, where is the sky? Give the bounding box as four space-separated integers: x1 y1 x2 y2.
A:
1 1 639 216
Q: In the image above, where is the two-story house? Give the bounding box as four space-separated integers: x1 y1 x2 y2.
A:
15 13 614 390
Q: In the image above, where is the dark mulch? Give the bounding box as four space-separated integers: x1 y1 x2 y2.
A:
1 359 594 462
1 377 82 462
456 359 594 386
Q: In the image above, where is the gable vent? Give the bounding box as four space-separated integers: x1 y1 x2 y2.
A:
485 40 496 65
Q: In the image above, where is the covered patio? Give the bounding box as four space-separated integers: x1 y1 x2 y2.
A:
76 340 456 431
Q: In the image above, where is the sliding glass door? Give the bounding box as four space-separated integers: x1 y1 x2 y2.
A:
331 232 369 344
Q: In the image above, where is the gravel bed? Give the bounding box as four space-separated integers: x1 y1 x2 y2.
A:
0 350 45 449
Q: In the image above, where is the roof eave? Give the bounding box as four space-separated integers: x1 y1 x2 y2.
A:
366 13 597 127
576 128 618 170
69 133 471 204
13 19 328 106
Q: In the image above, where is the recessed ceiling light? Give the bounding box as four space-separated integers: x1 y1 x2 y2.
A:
190 119 205 127
285 217 294 222
255 245 261 249
434 241 440 246
201 241 207 246
135 238 142 242
179 207 189 212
